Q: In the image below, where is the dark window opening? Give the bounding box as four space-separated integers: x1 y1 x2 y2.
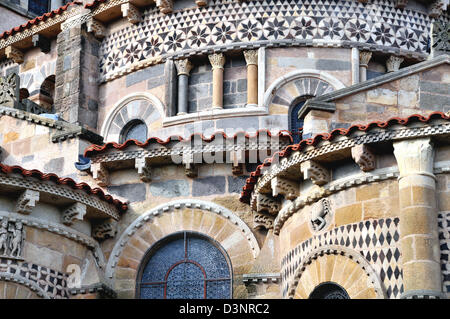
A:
309 282 350 299
39 75 55 111
137 231 232 299
28 0 49 16
289 96 312 144
120 119 148 143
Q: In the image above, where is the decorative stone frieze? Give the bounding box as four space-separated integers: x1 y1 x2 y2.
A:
156 0 173 14
386 55 404 72
271 177 299 200
351 144 376 172
121 3 142 24
5 46 23 64
93 219 117 241
253 212 274 230
395 0 408 8
135 157 151 182
256 193 281 215
0 219 24 260
14 189 39 215
300 160 330 186
62 203 87 226
31 34 51 53
309 198 332 232
86 18 106 39
0 73 19 107
91 162 109 187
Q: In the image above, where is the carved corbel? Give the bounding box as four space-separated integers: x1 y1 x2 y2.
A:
230 151 244 175
357 0 369 3
86 18 106 39
156 0 173 14
5 46 24 64
15 190 39 215
300 160 330 186
121 3 142 24
429 1 443 18
195 0 208 7
351 144 376 172
31 34 51 53
271 176 299 200
93 219 117 241
182 153 197 178
395 0 408 8
256 193 281 215
253 211 274 230
62 203 87 226
91 162 109 187
135 157 151 182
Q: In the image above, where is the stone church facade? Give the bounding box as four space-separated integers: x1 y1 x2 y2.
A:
0 0 448 299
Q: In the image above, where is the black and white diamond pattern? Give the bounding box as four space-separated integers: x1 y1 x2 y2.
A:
99 0 433 79
438 212 450 295
281 217 403 299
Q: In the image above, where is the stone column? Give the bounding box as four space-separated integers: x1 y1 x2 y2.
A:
243 50 258 107
393 138 443 299
386 55 404 73
359 51 372 82
351 48 360 85
208 53 225 109
174 59 193 116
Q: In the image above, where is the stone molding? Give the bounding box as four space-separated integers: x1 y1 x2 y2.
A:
105 199 261 279
286 245 385 299
0 272 51 299
68 282 117 298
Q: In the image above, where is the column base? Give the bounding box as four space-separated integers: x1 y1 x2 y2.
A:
176 112 187 116
211 106 223 110
246 103 258 107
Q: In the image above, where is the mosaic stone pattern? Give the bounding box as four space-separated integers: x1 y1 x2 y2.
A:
99 0 435 81
281 217 403 299
438 211 450 295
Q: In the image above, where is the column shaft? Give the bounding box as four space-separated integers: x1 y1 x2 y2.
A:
177 74 189 115
208 53 225 109
244 50 258 106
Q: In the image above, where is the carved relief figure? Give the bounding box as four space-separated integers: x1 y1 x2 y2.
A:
0 219 24 259
10 222 23 258
310 199 331 231
0 220 8 255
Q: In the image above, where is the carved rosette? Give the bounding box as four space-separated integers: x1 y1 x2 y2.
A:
174 59 194 76
208 53 226 70
14 190 39 215
351 144 376 172
135 157 151 182
5 46 23 64
271 177 299 200
93 219 117 241
253 212 274 230
121 3 142 24
300 160 330 186
156 0 173 14
386 55 404 72
243 50 258 66
62 203 87 226
359 51 372 68
256 193 281 215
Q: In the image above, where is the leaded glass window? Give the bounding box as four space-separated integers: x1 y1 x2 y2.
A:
138 232 232 299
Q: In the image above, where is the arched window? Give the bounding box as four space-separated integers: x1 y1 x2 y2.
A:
120 119 148 143
289 96 312 144
19 88 29 102
137 231 232 299
39 75 55 111
309 282 350 299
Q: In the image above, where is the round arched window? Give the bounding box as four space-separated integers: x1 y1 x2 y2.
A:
309 282 350 299
120 119 148 143
289 96 312 144
137 232 232 299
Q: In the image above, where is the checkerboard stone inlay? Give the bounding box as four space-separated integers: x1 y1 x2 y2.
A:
99 0 439 81
281 217 403 299
438 211 450 295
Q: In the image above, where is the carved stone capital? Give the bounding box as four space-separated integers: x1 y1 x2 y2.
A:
243 50 258 66
256 193 281 215
15 190 39 215
253 212 274 230
31 34 51 53
93 219 117 241
5 46 24 64
174 59 193 76
156 0 173 14
208 53 226 70
195 0 208 6
395 0 408 8
121 3 142 24
429 1 443 18
86 18 106 39
271 177 299 200
386 55 404 72
62 203 87 226
359 51 372 67
135 157 151 182
351 144 376 172
300 160 330 186
393 138 435 178
91 162 109 187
